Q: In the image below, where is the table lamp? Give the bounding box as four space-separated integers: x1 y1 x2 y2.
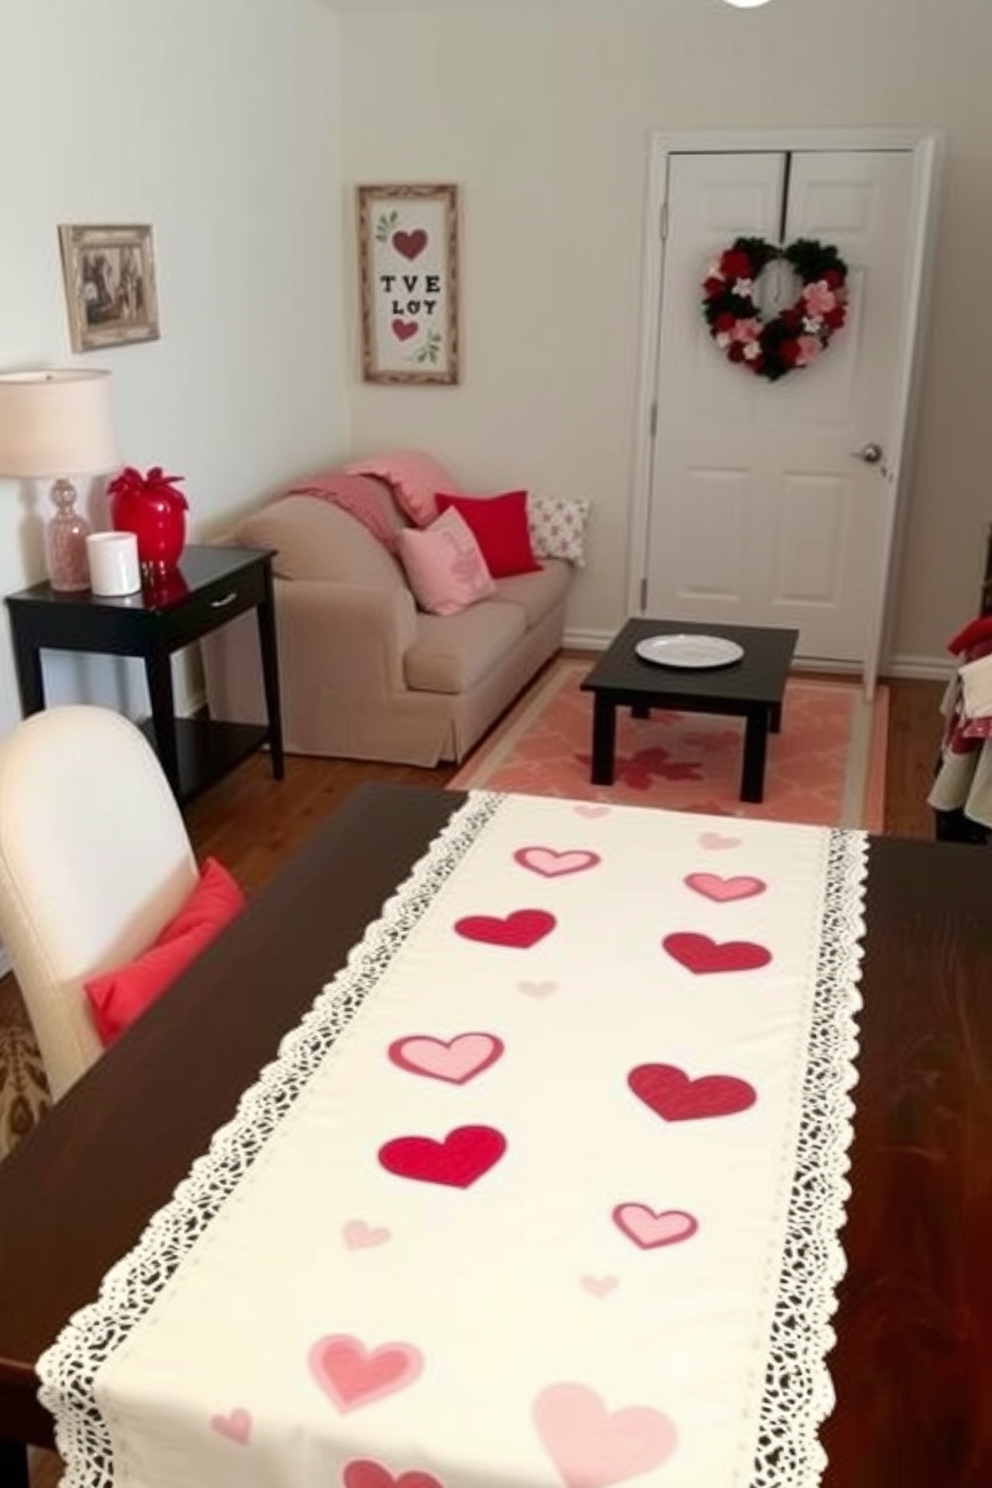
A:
0 368 119 591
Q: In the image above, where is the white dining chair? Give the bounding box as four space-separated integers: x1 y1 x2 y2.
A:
0 705 198 1100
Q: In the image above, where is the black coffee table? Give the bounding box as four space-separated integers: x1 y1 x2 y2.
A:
580 618 799 803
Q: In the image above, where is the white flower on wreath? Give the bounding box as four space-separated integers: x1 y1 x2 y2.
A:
715 331 733 349
802 316 823 334
743 342 762 361
733 278 754 298
706 260 722 279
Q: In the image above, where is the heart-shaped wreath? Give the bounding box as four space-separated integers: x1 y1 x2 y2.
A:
701 237 849 382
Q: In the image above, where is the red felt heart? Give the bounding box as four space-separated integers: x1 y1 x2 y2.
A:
628 1063 757 1121
455 909 556 949
344 1461 444 1488
378 1124 506 1187
393 229 428 260
662 931 771 974
391 319 419 342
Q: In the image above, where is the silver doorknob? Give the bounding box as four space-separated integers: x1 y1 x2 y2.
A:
852 441 884 465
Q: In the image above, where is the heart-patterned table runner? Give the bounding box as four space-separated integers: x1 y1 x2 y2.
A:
40 793 867 1488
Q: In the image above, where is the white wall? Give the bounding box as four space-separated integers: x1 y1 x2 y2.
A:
0 0 347 728
338 0 992 671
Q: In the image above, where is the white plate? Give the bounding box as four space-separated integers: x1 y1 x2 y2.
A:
634 633 744 670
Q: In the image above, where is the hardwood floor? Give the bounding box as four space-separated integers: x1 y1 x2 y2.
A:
877 674 947 839
183 671 945 892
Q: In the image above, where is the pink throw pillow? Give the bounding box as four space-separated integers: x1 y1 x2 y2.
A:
343 449 462 527
84 857 246 1046
397 507 496 616
435 490 542 578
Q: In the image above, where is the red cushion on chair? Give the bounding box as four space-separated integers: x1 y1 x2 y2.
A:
84 857 246 1046
435 490 542 578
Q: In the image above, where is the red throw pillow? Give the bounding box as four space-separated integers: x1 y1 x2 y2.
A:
84 857 246 1046
435 490 542 579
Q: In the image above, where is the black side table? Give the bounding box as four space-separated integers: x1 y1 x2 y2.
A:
4 545 285 805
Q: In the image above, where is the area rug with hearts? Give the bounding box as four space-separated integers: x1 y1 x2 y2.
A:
40 793 867 1488
451 660 888 831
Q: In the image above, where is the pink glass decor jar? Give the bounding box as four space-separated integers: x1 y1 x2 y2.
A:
107 465 188 575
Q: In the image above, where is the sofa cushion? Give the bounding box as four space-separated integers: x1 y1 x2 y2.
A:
490 558 572 628
405 602 527 695
435 490 541 578
528 494 592 566
84 858 245 1047
236 495 407 590
397 508 496 617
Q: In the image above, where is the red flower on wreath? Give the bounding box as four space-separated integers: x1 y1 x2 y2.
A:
701 237 850 382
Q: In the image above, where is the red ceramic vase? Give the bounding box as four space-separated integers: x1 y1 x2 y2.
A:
110 486 186 574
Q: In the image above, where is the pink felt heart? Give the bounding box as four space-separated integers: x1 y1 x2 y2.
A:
684 872 766 903
662 931 771 974
533 1383 677 1488
580 1276 619 1297
518 980 558 999
455 909 556 949
343 1219 392 1250
628 1063 757 1122
379 1125 506 1188
612 1204 698 1250
308 1334 423 1414
388 1032 504 1085
391 319 419 342
699 830 741 850
513 846 601 878
344 1461 444 1488
210 1407 252 1445
393 229 428 260
575 805 610 819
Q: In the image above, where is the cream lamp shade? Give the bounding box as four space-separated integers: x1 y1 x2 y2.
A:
0 368 120 592
0 369 119 479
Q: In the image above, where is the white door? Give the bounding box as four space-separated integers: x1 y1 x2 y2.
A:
640 146 931 678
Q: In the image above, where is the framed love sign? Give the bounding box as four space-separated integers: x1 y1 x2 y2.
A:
357 183 460 385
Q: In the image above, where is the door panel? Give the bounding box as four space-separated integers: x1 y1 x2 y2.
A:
644 148 915 665
677 470 749 602
772 476 847 606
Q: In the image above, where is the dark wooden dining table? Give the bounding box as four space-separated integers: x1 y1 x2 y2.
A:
1 782 990 1488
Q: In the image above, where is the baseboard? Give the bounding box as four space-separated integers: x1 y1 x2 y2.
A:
885 653 952 681
563 627 610 651
563 628 951 682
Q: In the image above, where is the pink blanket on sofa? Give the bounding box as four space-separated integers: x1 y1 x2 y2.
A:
285 470 401 553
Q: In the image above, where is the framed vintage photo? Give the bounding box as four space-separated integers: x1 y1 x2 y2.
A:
357 184 459 385
58 223 161 353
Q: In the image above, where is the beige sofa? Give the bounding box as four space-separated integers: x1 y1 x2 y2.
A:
201 484 573 767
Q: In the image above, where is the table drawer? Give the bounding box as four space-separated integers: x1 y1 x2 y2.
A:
161 557 268 649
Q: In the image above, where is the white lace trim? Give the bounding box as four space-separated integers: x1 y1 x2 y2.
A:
36 790 506 1488
750 827 868 1486
36 805 867 1488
